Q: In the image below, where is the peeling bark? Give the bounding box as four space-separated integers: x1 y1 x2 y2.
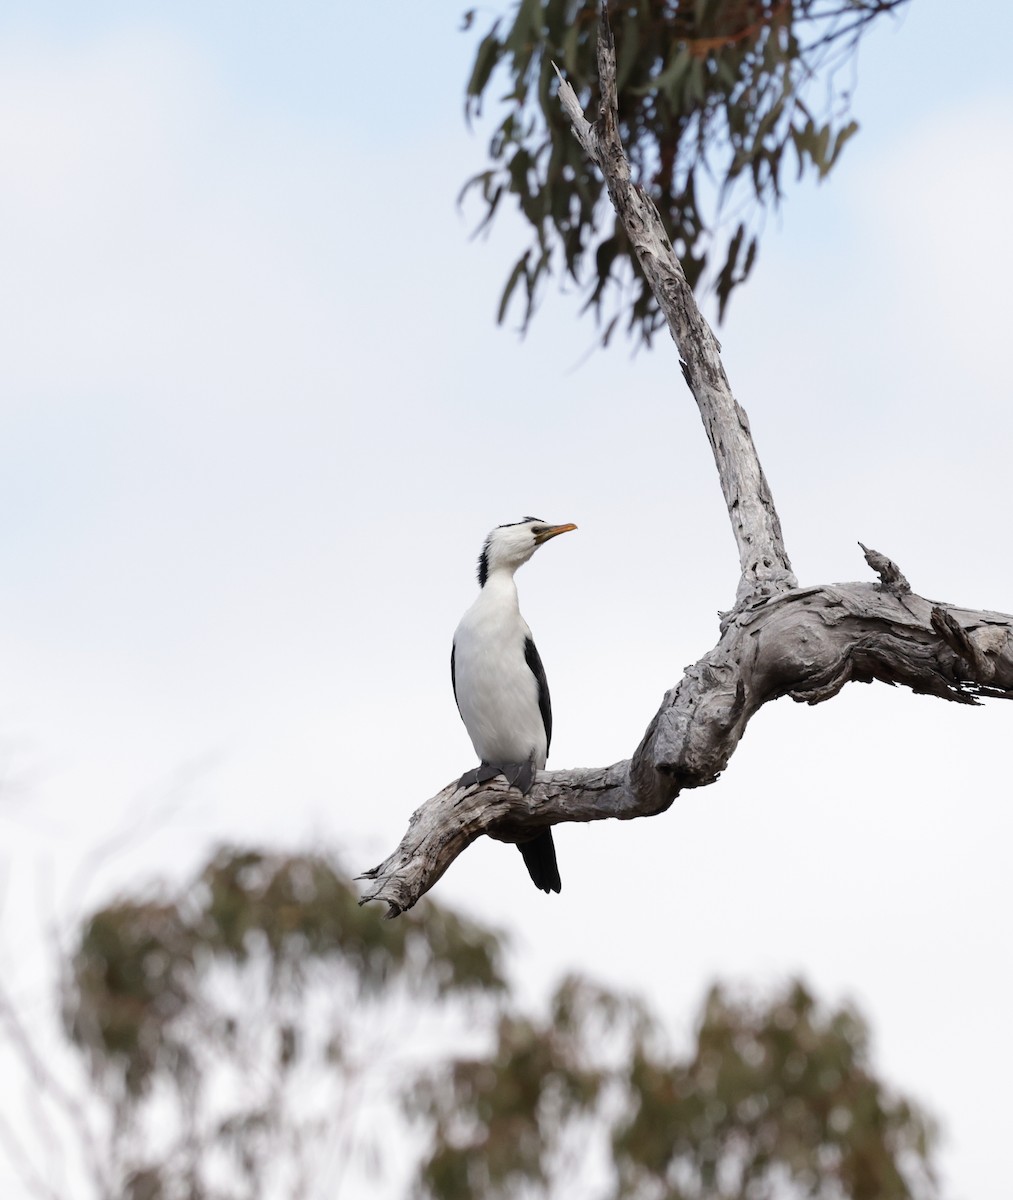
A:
358 7 1013 917
361 574 1013 916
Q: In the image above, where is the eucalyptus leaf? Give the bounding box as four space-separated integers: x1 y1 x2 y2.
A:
461 0 907 343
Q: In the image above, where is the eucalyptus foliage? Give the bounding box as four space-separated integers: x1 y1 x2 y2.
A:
462 0 908 344
62 847 506 1197
50 846 939 1199
410 977 938 1199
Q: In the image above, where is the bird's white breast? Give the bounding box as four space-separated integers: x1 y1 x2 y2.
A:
453 580 547 769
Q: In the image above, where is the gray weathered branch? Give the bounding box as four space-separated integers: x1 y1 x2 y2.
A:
554 12 795 605
358 6 1013 917
361 578 1013 916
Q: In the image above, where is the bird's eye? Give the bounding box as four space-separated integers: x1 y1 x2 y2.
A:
530 525 545 536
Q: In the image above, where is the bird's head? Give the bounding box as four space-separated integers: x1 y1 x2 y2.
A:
477 517 577 586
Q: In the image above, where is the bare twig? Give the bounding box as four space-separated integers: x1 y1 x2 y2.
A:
0 977 109 1194
860 542 911 593
0 1108 62 1200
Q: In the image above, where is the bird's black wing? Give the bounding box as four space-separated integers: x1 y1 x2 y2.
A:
450 642 462 718
521 638 562 893
523 636 552 755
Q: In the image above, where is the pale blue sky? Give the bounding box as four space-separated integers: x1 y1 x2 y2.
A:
1 2 1012 1197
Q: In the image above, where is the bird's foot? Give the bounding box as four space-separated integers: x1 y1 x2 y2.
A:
501 759 536 795
458 763 502 789
496 758 537 796
458 759 537 794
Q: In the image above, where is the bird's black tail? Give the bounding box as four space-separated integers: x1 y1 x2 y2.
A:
518 830 561 894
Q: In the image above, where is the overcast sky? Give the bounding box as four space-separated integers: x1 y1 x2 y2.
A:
1 2 1012 1196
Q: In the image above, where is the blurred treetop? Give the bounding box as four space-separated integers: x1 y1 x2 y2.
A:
28 845 938 1198
412 975 938 1198
60 847 506 1196
462 0 909 345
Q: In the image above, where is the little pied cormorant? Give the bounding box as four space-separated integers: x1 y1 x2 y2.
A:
451 517 577 894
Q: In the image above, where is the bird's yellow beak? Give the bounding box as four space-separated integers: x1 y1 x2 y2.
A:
534 522 577 545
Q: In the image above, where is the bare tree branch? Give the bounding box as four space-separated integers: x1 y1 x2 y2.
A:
358 5 1013 916
554 12 795 605
361 574 1013 916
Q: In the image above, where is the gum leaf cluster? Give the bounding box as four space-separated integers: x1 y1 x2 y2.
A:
410 977 938 1199
462 0 907 344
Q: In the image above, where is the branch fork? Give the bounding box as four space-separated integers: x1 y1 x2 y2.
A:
360 6 1013 916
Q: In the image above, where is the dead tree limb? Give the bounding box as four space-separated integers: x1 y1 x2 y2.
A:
361 569 1013 916
554 11 795 606
359 7 1013 917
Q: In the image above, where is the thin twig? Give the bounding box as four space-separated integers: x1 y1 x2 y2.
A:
0 1107 62 1200
0 976 109 1194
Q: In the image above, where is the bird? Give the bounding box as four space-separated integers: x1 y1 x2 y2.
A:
451 517 577 894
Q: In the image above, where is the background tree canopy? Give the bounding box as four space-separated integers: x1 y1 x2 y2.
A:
35 846 940 1198
463 0 909 343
